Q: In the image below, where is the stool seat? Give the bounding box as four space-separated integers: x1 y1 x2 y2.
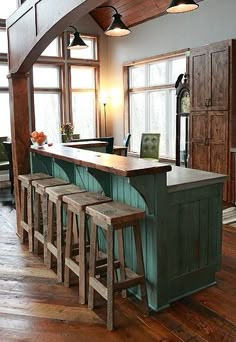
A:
63 191 112 304
32 177 70 194
63 191 112 209
86 201 148 331
45 183 86 283
45 183 86 200
32 177 70 264
86 201 145 226
18 172 53 252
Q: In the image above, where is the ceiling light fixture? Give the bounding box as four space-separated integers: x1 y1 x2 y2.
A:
167 0 199 14
97 5 131 37
67 25 88 49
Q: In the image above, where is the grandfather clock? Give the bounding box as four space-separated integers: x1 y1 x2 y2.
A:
175 73 190 167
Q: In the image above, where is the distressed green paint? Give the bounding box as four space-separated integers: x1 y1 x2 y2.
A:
30 153 53 175
30 152 224 312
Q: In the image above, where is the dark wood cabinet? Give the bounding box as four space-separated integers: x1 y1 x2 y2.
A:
189 40 236 203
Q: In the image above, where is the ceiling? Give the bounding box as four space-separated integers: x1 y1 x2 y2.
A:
90 0 203 31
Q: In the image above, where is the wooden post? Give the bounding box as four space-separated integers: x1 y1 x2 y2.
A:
8 73 31 237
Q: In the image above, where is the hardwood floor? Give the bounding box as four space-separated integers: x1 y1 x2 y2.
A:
0 188 236 341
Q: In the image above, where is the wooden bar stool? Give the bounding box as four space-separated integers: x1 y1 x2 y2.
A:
86 201 149 331
63 192 112 304
45 184 86 283
32 177 70 264
18 173 53 252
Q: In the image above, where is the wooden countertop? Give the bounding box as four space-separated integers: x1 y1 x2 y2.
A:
63 141 108 148
167 165 227 192
30 144 172 177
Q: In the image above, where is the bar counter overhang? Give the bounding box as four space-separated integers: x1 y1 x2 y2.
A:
30 143 226 311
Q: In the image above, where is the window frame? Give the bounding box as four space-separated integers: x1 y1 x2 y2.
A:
124 49 189 160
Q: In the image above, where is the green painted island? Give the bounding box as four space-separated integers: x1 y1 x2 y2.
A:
30 143 226 311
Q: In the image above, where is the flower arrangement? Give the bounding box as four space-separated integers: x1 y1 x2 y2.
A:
61 122 74 142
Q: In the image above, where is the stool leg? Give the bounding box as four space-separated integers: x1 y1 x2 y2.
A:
20 186 27 244
117 229 127 298
34 192 40 254
47 200 54 269
107 226 114 331
27 184 33 252
79 210 86 304
88 222 98 310
42 193 48 264
64 209 73 287
133 223 149 316
56 200 63 283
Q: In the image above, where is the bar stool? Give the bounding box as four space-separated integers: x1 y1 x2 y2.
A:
45 183 86 283
32 177 70 264
18 172 53 252
86 201 149 331
63 191 112 304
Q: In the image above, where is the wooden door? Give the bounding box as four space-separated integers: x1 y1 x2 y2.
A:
190 48 208 112
209 111 228 200
189 112 209 171
208 43 229 111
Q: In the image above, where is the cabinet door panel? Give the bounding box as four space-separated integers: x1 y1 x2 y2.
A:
190 112 209 171
209 45 229 111
190 50 208 111
209 112 228 174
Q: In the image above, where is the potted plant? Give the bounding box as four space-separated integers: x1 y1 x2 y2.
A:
61 122 74 142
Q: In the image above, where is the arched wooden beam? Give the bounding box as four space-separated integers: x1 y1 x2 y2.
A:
6 0 105 235
7 0 105 73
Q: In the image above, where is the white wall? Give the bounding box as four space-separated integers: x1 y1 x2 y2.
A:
107 0 236 144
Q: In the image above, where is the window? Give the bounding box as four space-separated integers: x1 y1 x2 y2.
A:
0 29 8 53
33 65 61 143
41 38 60 57
128 55 186 159
32 33 99 142
71 66 96 138
69 36 97 60
0 0 18 19
0 63 11 137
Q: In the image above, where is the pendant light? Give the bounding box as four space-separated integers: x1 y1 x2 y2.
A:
167 0 199 14
97 6 131 37
67 26 88 49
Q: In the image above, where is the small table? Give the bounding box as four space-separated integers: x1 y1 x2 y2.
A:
113 146 127 156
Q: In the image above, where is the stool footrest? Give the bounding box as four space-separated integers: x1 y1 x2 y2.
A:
47 242 57 257
89 277 108 300
95 260 120 275
34 231 44 244
114 275 145 292
65 257 80 276
21 221 29 232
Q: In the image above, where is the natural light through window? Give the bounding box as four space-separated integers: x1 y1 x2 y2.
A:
0 0 18 19
128 55 186 159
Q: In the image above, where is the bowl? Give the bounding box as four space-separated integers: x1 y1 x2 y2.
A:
31 136 47 147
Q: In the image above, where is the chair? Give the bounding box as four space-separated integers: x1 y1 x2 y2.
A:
2 141 14 194
140 133 160 161
0 137 9 173
113 133 131 156
123 133 131 149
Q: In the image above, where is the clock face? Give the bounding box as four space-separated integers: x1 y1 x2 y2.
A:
181 91 190 113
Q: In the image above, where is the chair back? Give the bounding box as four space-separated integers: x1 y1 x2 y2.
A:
3 141 14 194
123 133 131 148
140 133 160 159
0 136 8 162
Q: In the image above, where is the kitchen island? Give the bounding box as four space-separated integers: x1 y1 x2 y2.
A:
30 144 226 311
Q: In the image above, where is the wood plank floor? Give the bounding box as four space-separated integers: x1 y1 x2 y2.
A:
0 191 236 341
